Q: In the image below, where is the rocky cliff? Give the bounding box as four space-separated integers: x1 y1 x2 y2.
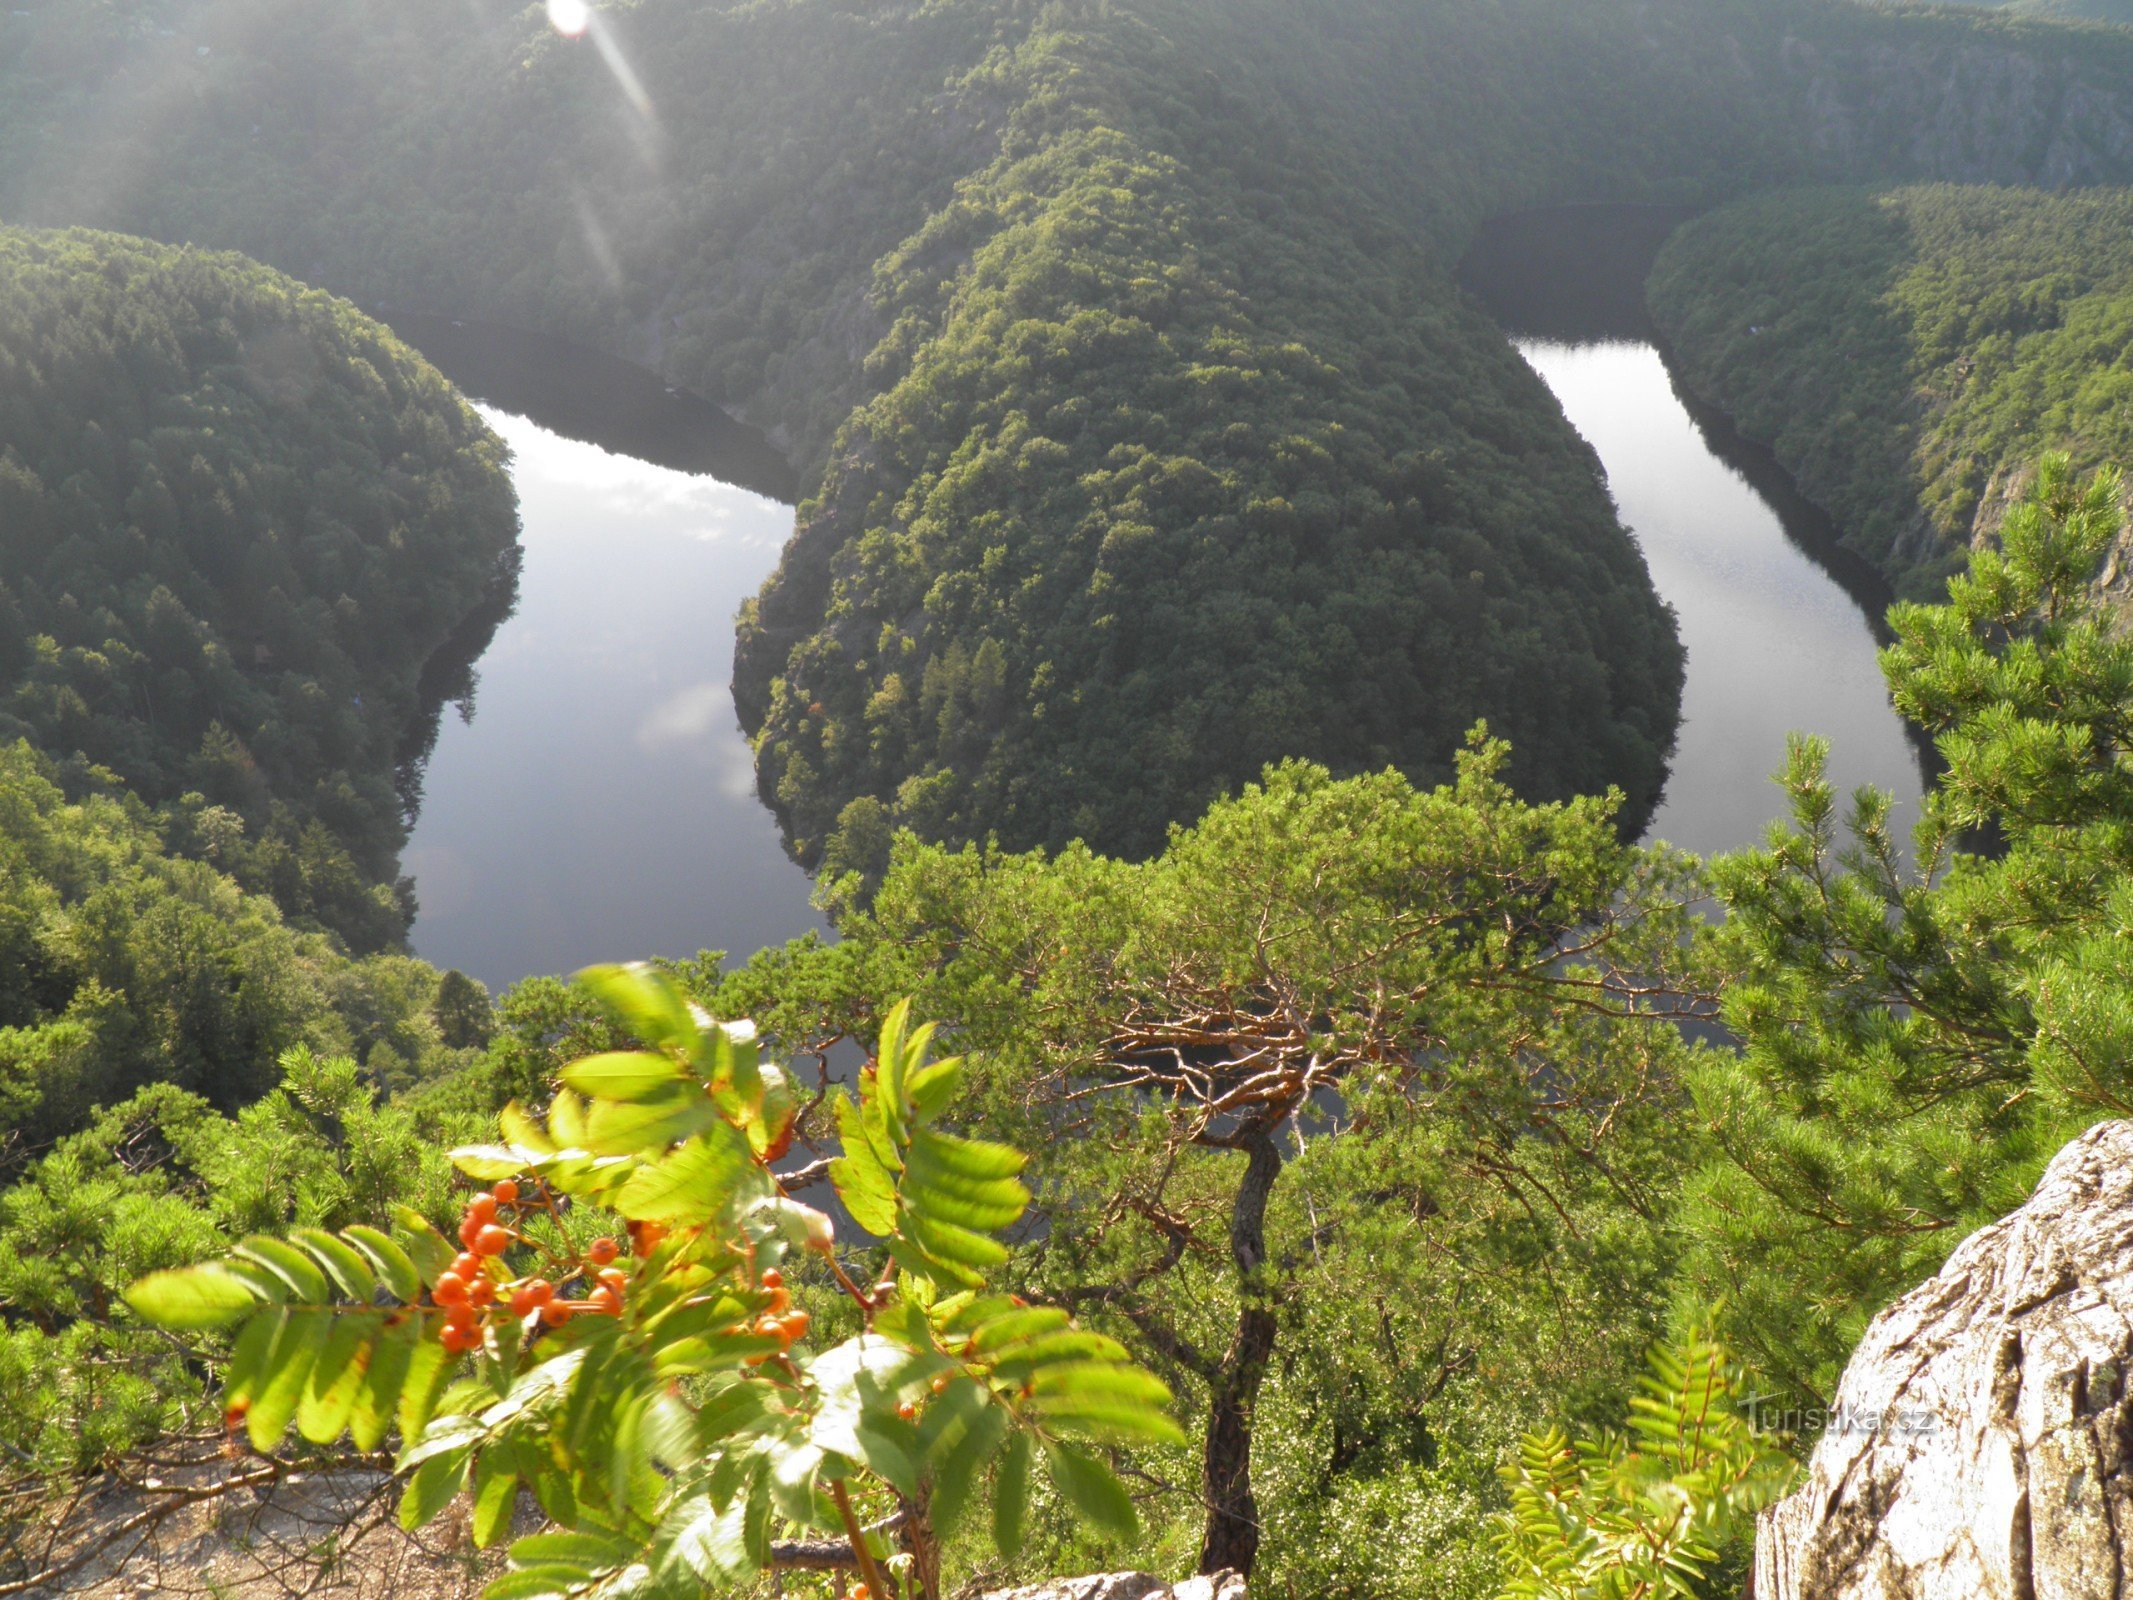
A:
1756 1119 2133 1600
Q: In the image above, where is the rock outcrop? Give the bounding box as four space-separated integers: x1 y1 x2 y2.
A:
976 1574 1245 1600
1756 1119 2133 1600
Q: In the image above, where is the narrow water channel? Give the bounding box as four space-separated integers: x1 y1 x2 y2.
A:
1464 206 1928 857
385 318 822 994
1519 340 1925 856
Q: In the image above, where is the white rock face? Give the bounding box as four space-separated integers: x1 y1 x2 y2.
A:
1757 1119 2133 1600
976 1573 1245 1600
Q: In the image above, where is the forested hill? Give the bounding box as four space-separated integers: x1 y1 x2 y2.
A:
0 229 518 949
1650 185 2133 605
5 1 2133 868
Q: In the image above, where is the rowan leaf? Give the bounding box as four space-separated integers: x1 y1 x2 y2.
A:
344 1225 422 1303
1045 1441 1137 1538
124 1263 258 1330
993 1430 1032 1557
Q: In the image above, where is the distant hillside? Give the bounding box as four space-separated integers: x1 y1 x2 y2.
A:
1650 185 2133 605
0 228 518 947
4 0 2133 867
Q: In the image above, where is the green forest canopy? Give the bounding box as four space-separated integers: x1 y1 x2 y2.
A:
0 227 518 949
1652 183 2133 607
7 0 2133 863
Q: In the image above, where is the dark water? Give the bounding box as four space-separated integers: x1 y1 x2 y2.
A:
386 317 824 994
1463 205 1929 856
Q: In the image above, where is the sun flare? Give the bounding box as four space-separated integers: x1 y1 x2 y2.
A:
547 0 590 37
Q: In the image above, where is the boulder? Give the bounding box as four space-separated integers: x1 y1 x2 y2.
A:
1756 1119 2133 1600
975 1573 1245 1600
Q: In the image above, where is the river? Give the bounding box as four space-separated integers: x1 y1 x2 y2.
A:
388 214 1929 990
1462 205 1928 859
384 316 824 995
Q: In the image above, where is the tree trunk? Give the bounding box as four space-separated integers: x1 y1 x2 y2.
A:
1199 1125 1283 1578
900 1485 942 1600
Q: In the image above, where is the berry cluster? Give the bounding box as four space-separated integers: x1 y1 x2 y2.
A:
430 1180 634 1353
744 1268 811 1361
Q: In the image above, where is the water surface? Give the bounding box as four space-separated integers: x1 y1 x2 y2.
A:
1465 206 1928 856
1520 340 1925 855
390 324 821 994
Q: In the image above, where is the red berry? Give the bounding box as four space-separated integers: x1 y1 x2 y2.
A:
492 1179 520 1205
433 1273 470 1307
588 1236 618 1266
445 1300 479 1332
440 1324 471 1354
465 1193 498 1229
467 1276 496 1309
759 1267 782 1290
458 1215 481 1249
451 1251 483 1283
765 1286 791 1314
896 1401 917 1421
510 1278 553 1319
588 1285 622 1317
597 1267 628 1295
779 1309 811 1342
540 1299 574 1328
472 1224 513 1257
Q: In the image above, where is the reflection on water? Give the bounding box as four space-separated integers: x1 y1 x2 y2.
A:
402 406 822 992
1517 341 1925 856
1463 202 1928 857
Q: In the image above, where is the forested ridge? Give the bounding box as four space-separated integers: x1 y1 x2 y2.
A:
0 229 519 949
7 0 2133 864
0 229 521 1145
1653 183 2133 606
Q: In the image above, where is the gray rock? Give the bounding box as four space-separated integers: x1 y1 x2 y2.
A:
1756 1119 2133 1600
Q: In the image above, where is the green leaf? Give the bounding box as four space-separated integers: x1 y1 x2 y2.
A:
234 1236 331 1303
1028 1362 1173 1404
248 1308 329 1450
576 963 700 1053
472 1456 520 1548
906 1056 965 1121
297 1313 375 1443
658 1486 759 1584
399 1445 471 1531
450 1144 548 1181
558 1051 686 1104
831 1122 898 1239
582 1085 718 1156
124 1264 258 1330
615 1121 751 1225
993 1430 1032 1558
907 1127 1028 1182
391 1206 453 1285
291 1228 377 1302
398 1322 452 1439
351 1316 419 1452
343 1226 422 1303
224 1306 288 1406
1045 1441 1137 1538
929 1391 1008 1536
904 1213 1010 1272
498 1101 557 1157
971 1306 1073 1351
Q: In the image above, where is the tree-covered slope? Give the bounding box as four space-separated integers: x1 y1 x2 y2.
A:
0 229 518 947
1650 185 2133 604
4 0 2133 869
0 739 489 1158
